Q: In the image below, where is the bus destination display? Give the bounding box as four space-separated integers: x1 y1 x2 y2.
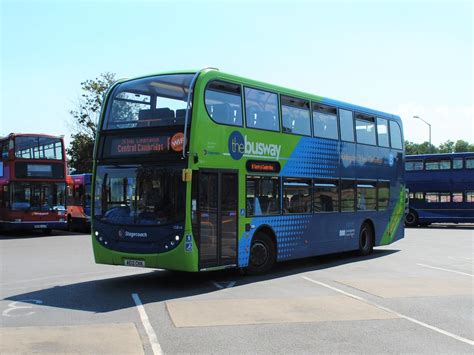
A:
246 160 281 173
106 133 184 157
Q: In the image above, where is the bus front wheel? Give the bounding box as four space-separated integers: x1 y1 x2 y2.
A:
358 222 374 256
246 232 276 275
405 209 419 227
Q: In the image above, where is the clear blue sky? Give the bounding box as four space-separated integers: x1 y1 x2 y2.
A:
1 0 472 147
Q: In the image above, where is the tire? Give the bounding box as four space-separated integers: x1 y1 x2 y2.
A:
405 209 419 227
358 222 374 256
246 232 276 275
67 215 74 232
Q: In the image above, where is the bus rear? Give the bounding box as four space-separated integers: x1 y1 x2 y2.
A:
66 173 92 230
0 134 67 233
92 73 197 271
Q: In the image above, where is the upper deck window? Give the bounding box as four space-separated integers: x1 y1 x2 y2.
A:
405 160 423 171
14 136 63 160
1 140 9 159
205 80 243 126
339 109 354 142
376 118 390 147
313 104 338 140
453 158 463 169
466 158 474 169
105 74 194 130
426 160 451 170
244 88 279 131
281 96 311 136
389 121 403 150
355 114 376 145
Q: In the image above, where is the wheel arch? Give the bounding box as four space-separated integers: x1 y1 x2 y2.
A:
253 224 277 253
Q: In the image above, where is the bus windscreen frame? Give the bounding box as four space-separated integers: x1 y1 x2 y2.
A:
104 74 195 130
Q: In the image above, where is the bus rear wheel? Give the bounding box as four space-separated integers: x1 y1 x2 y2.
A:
405 209 419 227
358 222 374 256
246 232 275 275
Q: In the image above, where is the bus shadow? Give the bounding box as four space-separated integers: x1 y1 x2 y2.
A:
0 230 86 239
4 249 399 314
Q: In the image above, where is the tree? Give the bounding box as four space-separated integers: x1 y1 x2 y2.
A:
438 140 455 153
405 139 474 155
404 140 438 155
67 72 116 173
67 133 95 174
454 139 474 152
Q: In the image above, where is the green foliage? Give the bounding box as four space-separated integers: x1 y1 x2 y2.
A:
454 139 474 152
67 72 116 173
405 139 474 155
438 140 454 153
67 133 95 174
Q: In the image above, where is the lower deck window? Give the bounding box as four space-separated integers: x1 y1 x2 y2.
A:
452 192 463 203
425 192 438 203
341 180 355 212
377 181 390 210
357 182 377 210
246 176 280 216
466 191 474 203
283 178 311 213
313 180 339 212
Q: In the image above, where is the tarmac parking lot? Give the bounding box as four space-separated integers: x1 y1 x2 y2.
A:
1 226 473 354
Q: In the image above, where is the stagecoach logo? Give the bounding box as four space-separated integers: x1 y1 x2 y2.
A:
118 229 148 239
228 131 281 160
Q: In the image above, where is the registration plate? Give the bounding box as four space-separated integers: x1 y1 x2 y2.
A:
124 259 145 267
34 225 47 229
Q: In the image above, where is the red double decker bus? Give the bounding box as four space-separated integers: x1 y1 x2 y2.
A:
0 133 68 233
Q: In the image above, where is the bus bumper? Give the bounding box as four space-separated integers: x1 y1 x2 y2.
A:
0 221 68 231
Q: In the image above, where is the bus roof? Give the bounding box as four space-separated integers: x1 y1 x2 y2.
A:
0 133 64 141
406 152 474 160
115 68 401 122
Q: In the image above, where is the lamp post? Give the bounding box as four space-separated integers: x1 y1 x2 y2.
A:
413 115 432 153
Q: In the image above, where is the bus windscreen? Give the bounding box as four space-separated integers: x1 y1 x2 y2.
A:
94 165 185 225
105 74 195 130
11 182 66 211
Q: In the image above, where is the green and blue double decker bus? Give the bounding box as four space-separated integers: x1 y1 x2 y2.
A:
92 68 405 273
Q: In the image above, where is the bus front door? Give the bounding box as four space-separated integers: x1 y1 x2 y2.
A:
198 170 238 270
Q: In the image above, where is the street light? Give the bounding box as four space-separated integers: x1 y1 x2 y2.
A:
413 115 432 152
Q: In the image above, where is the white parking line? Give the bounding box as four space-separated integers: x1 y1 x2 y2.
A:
448 257 472 261
302 276 474 346
417 263 473 277
131 293 163 355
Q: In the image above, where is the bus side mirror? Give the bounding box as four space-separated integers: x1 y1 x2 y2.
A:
182 169 192 182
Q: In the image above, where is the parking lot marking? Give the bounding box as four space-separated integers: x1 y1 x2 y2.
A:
417 263 473 277
131 293 163 355
2 299 43 318
448 256 472 261
302 276 474 346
